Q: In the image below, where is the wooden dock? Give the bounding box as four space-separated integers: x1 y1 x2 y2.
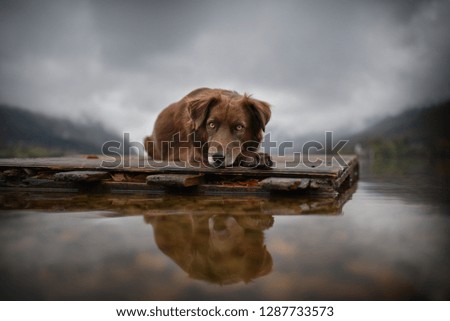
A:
0 154 358 196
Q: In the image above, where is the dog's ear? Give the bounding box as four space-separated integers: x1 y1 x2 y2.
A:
187 92 221 130
243 94 271 132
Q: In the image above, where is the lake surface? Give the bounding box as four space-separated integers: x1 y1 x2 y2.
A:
1 158 449 300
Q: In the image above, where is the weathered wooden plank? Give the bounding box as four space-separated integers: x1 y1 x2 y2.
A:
333 156 359 189
0 155 358 195
54 171 110 182
0 155 357 179
146 174 203 188
260 177 310 191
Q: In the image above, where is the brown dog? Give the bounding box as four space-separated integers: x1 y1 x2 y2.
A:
146 213 273 284
144 88 272 168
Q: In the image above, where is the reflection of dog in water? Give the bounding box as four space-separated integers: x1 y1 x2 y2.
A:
145 214 273 285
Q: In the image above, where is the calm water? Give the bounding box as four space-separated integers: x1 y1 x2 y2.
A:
1 158 449 300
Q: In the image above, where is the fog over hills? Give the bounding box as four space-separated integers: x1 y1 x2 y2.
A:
336 100 450 158
1 1 449 144
0 104 121 157
1 99 448 159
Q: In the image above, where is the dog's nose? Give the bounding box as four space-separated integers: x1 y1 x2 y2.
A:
212 153 225 167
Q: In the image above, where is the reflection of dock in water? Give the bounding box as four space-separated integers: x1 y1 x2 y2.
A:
1 154 358 215
0 184 356 216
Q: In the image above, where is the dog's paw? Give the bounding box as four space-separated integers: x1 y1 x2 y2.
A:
239 152 273 169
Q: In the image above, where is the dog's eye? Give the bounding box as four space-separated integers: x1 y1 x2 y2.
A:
235 124 244 131
208 122 216 129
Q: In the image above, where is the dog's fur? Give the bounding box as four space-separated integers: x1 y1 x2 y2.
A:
144 88 272 167
145 214 273 284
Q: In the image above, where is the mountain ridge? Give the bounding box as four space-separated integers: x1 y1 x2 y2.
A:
344 100 450 158
0 104 121 157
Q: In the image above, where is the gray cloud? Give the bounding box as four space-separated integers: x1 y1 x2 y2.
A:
1 0 449 143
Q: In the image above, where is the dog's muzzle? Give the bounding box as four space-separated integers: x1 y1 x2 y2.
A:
210 153 226 168
207 142 240 167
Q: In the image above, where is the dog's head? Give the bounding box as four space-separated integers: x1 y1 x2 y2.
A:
187 90 271 167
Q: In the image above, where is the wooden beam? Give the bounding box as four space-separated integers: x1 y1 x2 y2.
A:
260 177 310 191
0 155 358 179
146 174 203 188
54 171 110 182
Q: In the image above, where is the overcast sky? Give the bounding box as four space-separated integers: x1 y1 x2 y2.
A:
1 0 449 142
